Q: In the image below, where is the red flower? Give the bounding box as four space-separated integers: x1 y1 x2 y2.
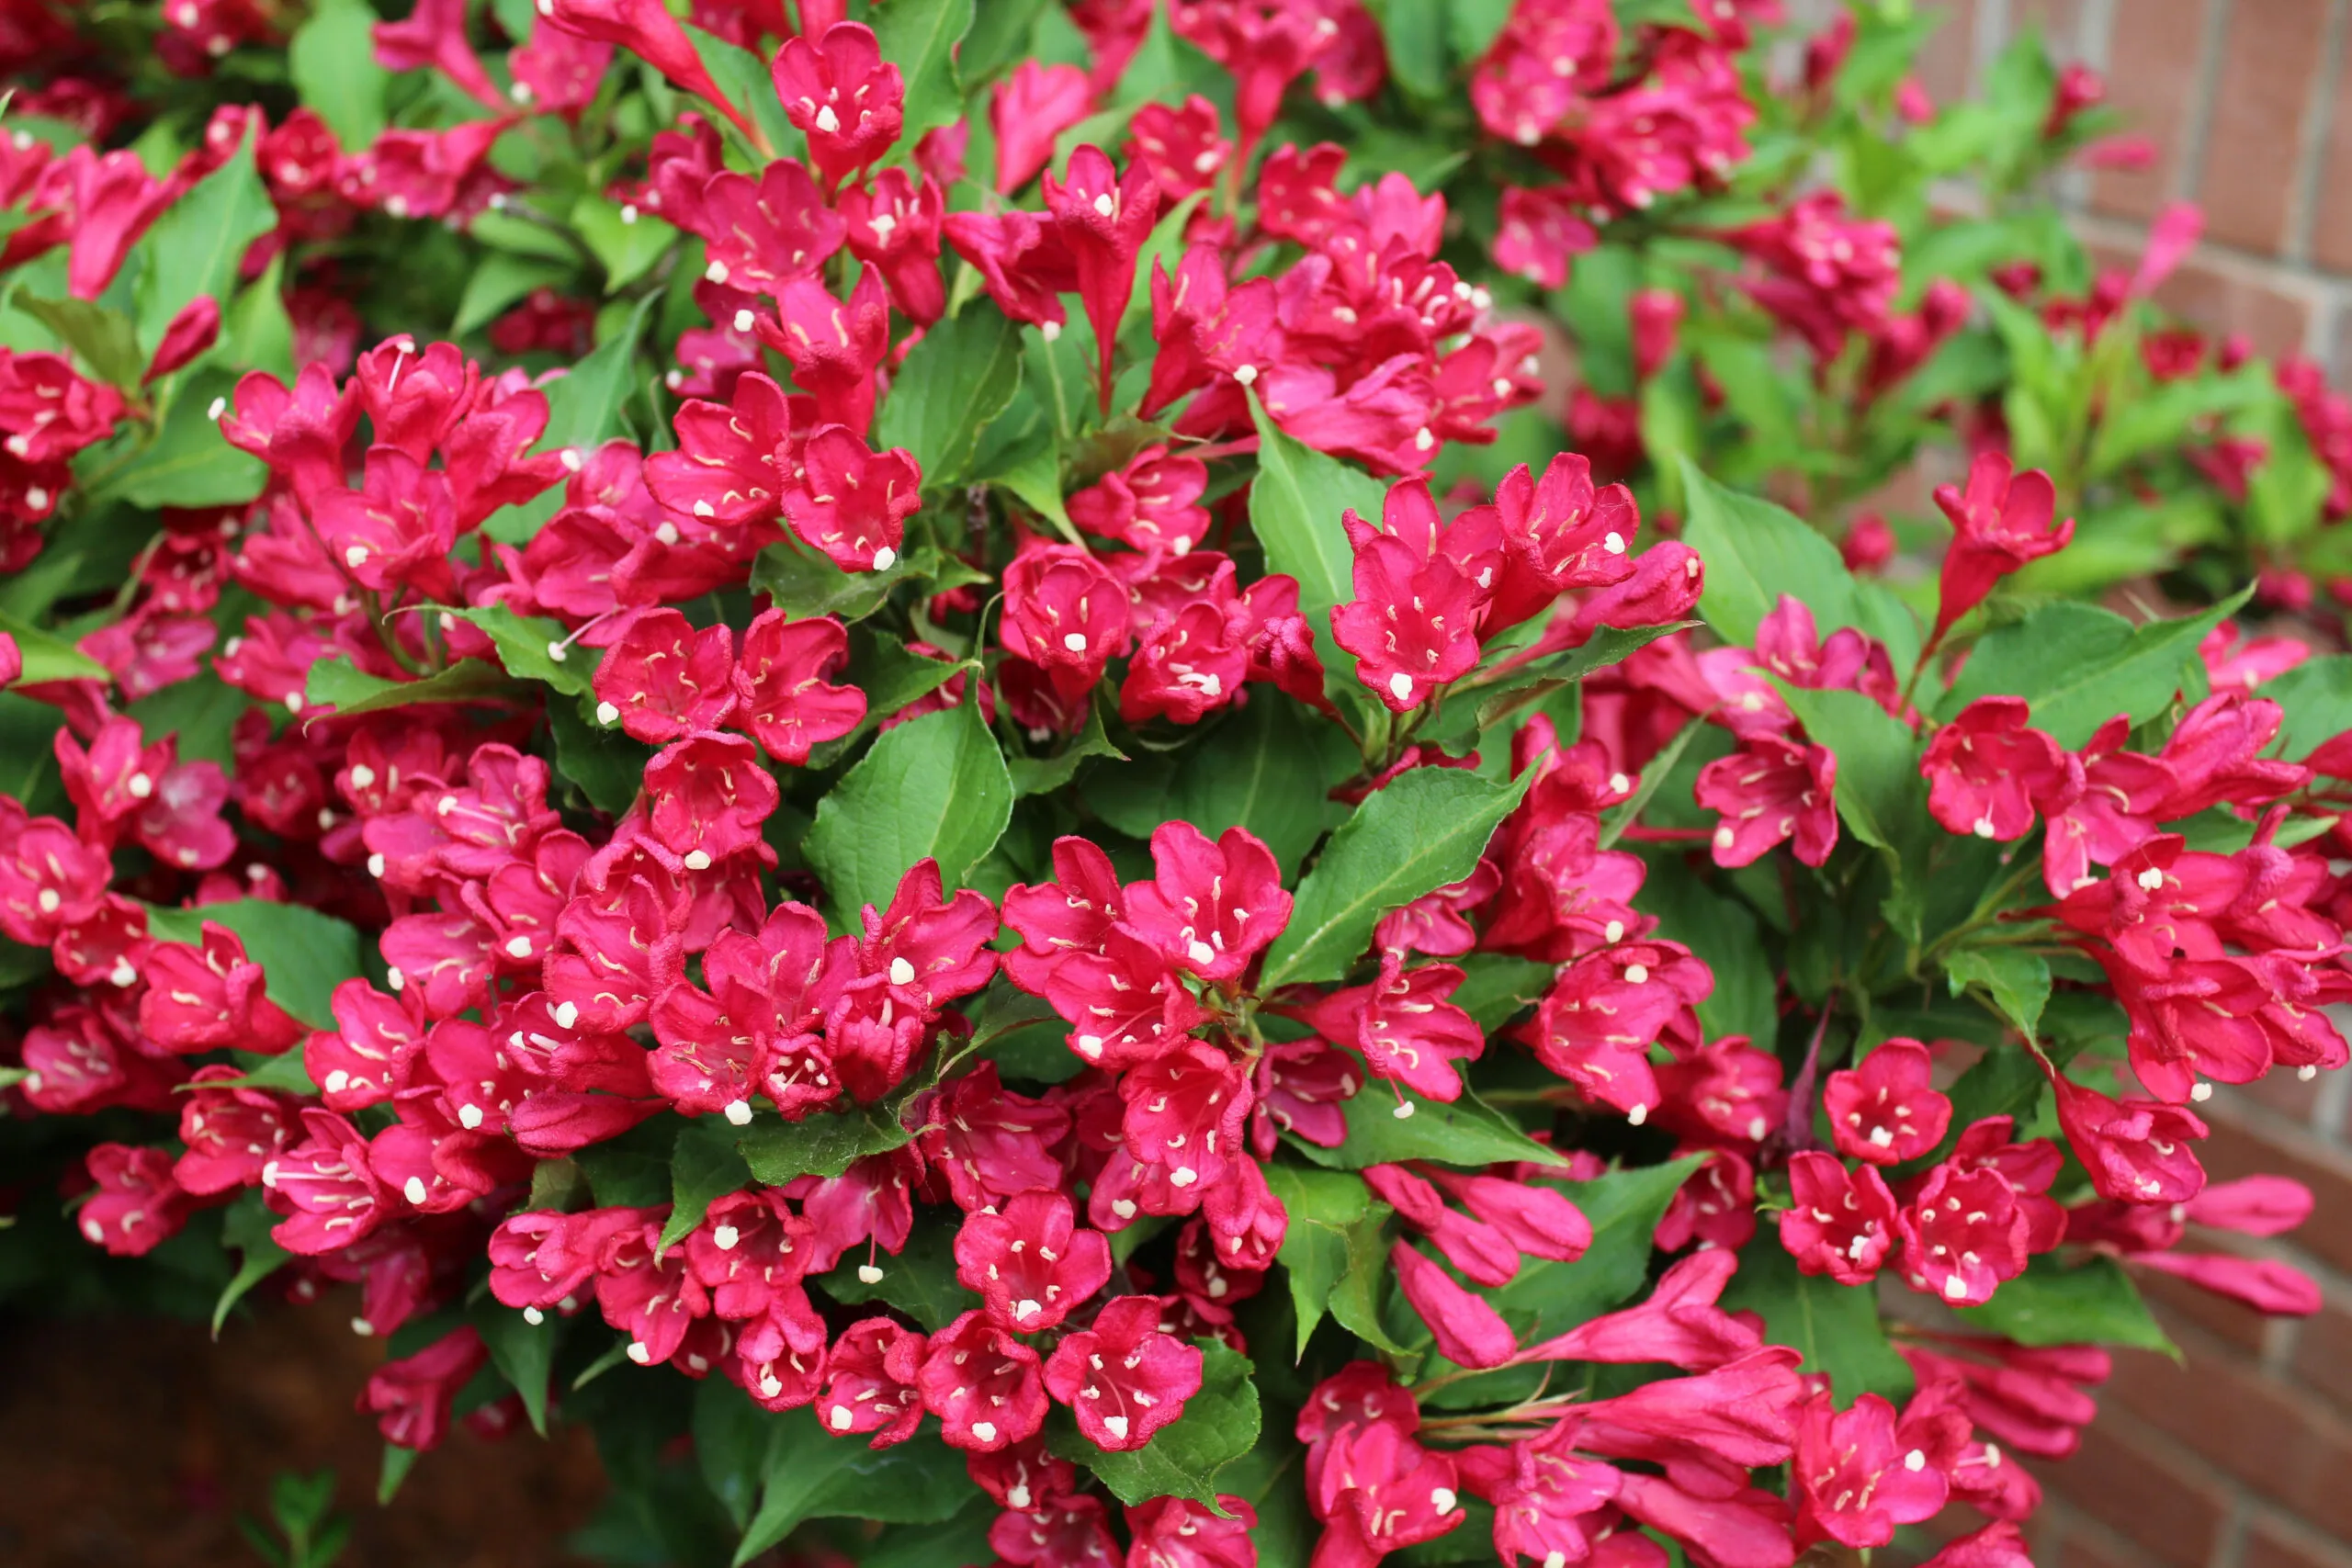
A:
954 1190 1114 1333
771 22 904 186
359 1326 490 1452
1823 1038 1951 1165
1921 696 2078 842
1778 1151 1897 1284
79 1144 191 1257
816 1316 928 1446
1122 820 1291 983
732 609 865 764
1043 1294 1204 1450
782 425 920 572
1929 452 2074 643
1792 1391 1947 1548
917 1309 1050 1451
1696 734 1838 867
1896 1161 2032 1306
591 608 738 743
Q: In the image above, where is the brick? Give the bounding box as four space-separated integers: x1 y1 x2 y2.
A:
2144 259 2314 359
2195 0 2331 254
2051 1525 2152 1568
2246 1514 2352 1568
2026 1417 2228 1567
2089 0 2211 221
2291 1304 2352 1411
2228 1065 2328 1128
2198 1115 2352 1277
2138 1259 2271 1355
2011 0 2088 56
2100 1334 2352 1542
2311 17 2352 271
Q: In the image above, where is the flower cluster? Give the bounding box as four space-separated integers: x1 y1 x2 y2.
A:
3 4 2351 1568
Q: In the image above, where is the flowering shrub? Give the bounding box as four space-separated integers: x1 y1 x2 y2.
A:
3 3 2351 1567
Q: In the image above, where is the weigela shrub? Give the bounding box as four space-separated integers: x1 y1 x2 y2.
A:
0 3 2347 1566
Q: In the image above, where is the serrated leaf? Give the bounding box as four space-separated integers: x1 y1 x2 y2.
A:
751 540 908 621
1457 621 1696 738
199 1048 320 1096
814 1205 977 1329
212 1189 289 1335
134 127 277 358
734 1415 967 1564
304 654 521 716
1944 591 2253 749
1945 946 2051 1043
1288 1089 1565 1171
453 253 573 338
475 1297 562 1437
660 1117 754 1255
684 24 804 159
2254 653 2352 761
1777 684 1927 856
1958 1254 2175 1353
1248 395 1388 652
1261 766 1533 989
1009 698 1125 795
1718 1231 1916 1404
574 195 679 293
538 292 657 456
805 699 1012 930
876 0 976 148
0 610 107 683
1264 1166 1403 1356
1082 692 1348 879
11 290 141 387
695 1377 782 1532
438 604 598 696
736 1103 913 1185
1679 459 1861 647
573 1123 680 1210
1446 953 1555 1032
1487 1157 1702 1341
288 0 389 150
146 899 362 1030
1049 1343 1260 1509
874 305 1023 491
81 373 266 507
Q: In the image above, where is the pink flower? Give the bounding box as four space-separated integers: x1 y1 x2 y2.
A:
954 1191 1114 1333
1491 185 1598 289
1124 1496 1257 1568
783 425 921 572
840 169 945 324
918 1308 1050 1451
770 23 903 186
1002 541 1133 708
1929 452 2074 642
1792 1391 1947 1548
2048 1069 2208 1203
992 62 1095 193
1696 734 1838 867
591 608 737 743
758 263 891 434
1331 478 1502 711
1043 145 1160 411
732 609 865 765
1823 1039 1952 1164
816 1317 927 1446
1309 956 1485 1103
645 370 796 528
1392 1241 1518 1369
1897 1160 2032 1305
1921 696 2079 841
360 1326 489 1452
1126 96 1231 201
643 730 780 865
1122 820 1291 983
1043 1295 1204 1450
1778 1151 1897 1284
696 160 845 298
79 1144 191 1257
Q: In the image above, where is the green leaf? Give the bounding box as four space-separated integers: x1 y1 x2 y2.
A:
1958 1254 2175 1354
875 0 976 148
133 128 277 358
805 699 1012 930
862 1504 998 1568
200 1048 320 1096
874 305 1023 491
736 1103 913 1185
1261 766 1533 989
1944 591 2253 749
1678 458 1861 648
1634 858 1777 1045
1945 946 2051 1042
438 604 597 697
684 25 804 158
0 610 107 683
735 1416 968 1564
1487 1158 1702 1340
212 1189 289 1334
221 260 295 382
1718 1233 1916 1404
1446 953 1555 1032
695 1378 780 1532
1050 1343 1260 1509
1777 685 1928 856
1263 1166 1403 1356
550 696 652 815
958 0 1052 83
1248 395 1389 650
814 1207 977 1330
378 1444 420 1506
1447 0 1515 61
574 195 678 294
538 293 658 456
1009 697 1126 796
1083 693 1348 879
1289 1089 1566 1171
146 899 363 1030
288 0 390 150
304 654 521 716
660 1118 753 1256
84 374 266 507
575 1135 677 1210
453 253 572 338
751 540 907 622
2254 654 2352 761
10 290 141 387
475 1298 560 1437
1457 622 1696 738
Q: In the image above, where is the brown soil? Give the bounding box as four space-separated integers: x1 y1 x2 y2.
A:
0 1297 606 1568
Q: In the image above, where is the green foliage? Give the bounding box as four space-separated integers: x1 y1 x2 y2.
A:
803 699 1013 929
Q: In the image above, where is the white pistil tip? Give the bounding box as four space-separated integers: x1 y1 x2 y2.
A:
1627 1102 1649 1126
402 1176 427 1204
725 1099 753 1125
596 701 620 725
857 1263 885 1284
458 1102 484 1129
872 547 897 570
628 1341 651 1364
683 850 713 871
1388 672 1414 702
1394 1100 1415 1119
554 1001 580 1029
888 956 916 986
523 1306 545 1325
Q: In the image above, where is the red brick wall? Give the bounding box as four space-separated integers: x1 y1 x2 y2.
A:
1872 4 2352 1563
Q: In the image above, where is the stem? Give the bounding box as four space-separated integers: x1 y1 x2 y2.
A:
1781 999 1835 1155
